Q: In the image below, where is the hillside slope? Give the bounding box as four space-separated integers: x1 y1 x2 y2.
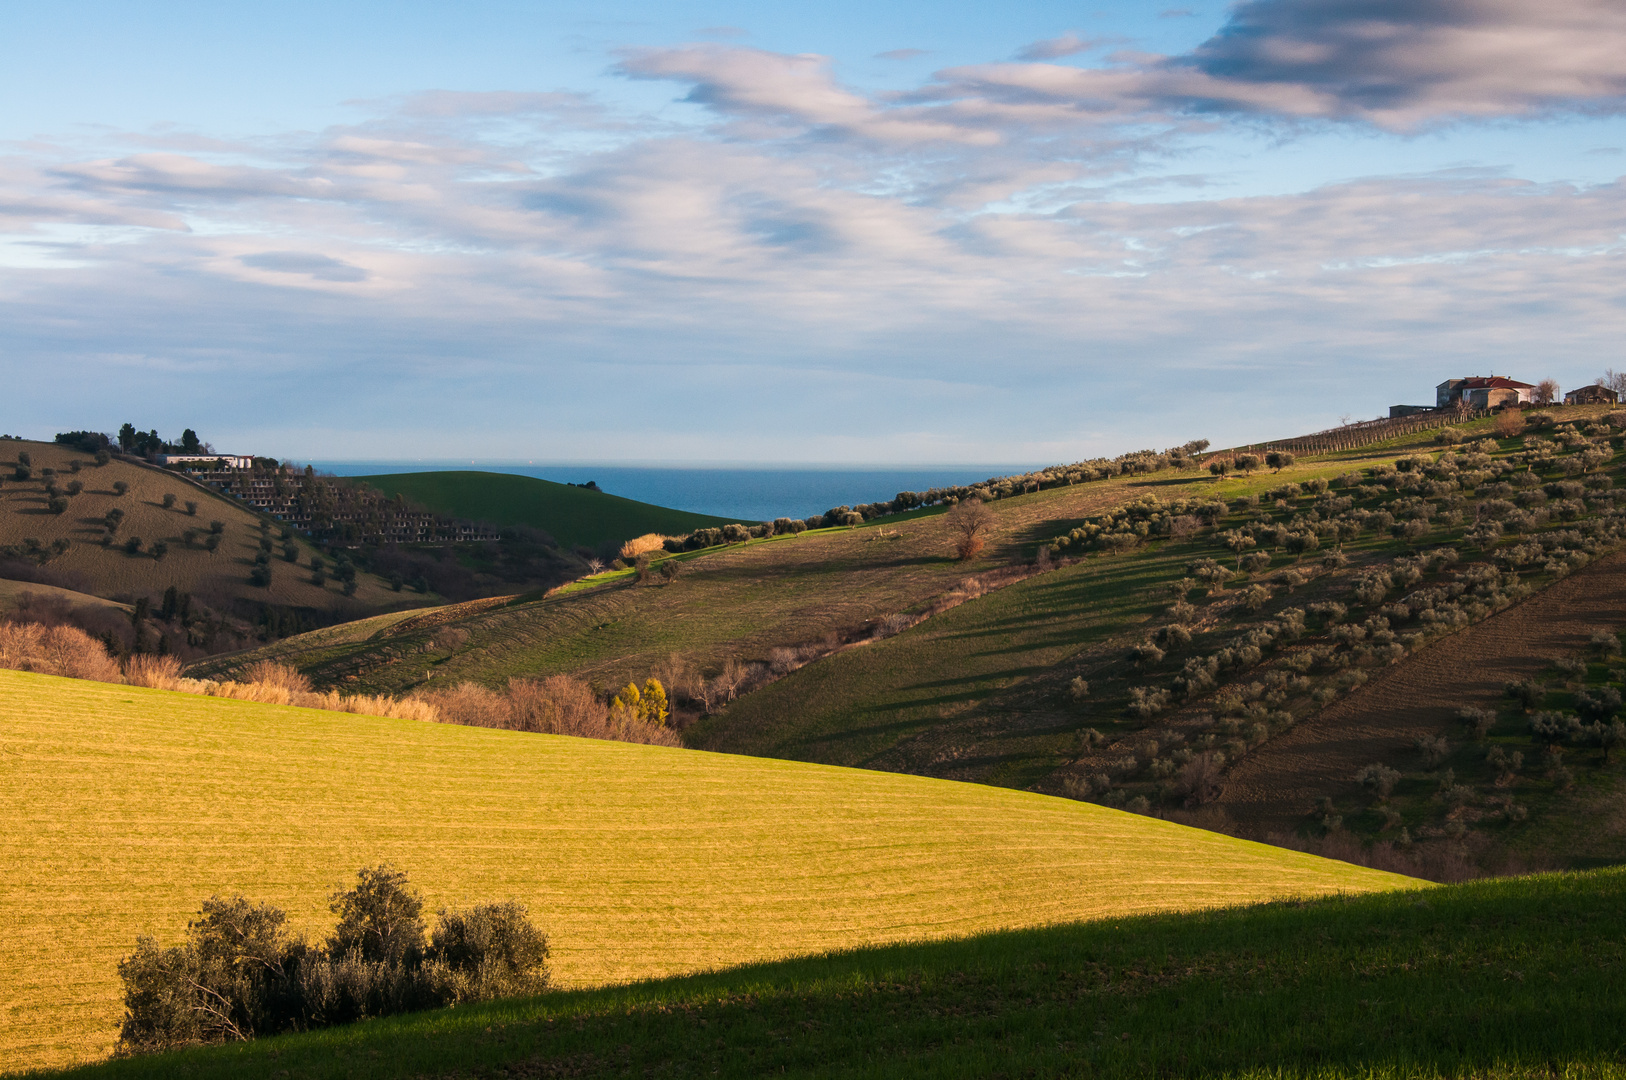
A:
40 871 1626 1080
0 440 408 616
0 668 1410 1071
186 470 1157 692
353 470 737 550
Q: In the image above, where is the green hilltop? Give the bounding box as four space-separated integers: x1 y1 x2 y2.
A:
352 470 737 551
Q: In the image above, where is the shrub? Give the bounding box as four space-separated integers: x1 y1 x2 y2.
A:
426 902 550 1003
1456 706 1497 739
1355 763 1401 800
162 493 176 509
0 622 121 681
116 867 550 1056
1575 685 1622 726
125 654 185 690
1414 734 1450 769
1505 678 1543 711
1529 711 1580 746
619 533 669 560
185 500 198 515
243 660 312 693
113 480 129 496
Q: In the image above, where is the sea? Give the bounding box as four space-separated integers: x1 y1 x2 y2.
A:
303 462 1040 523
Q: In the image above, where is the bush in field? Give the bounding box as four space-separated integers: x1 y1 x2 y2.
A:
1505 678 1544 711
116 866 549 1056
619 533 669 560
1355 763 1401 801
1456 706 1497 740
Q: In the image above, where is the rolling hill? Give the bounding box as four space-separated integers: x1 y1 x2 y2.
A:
0 667 1410 1072
0 440 411 618
35 868 1626 1080
352 470 738 551
195 405 1626 875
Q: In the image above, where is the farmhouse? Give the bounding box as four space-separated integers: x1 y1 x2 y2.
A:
1564 384 1618 406
1436 376 1534 410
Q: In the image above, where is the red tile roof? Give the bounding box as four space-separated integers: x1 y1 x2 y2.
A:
1457 376 1534 390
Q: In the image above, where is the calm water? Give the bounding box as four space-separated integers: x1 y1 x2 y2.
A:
305 462 1038 522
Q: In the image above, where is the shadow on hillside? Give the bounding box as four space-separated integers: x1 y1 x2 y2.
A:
84 872 1625 1080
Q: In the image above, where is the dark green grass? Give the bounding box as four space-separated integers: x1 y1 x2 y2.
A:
39 868 1626 1080
353 471 736 550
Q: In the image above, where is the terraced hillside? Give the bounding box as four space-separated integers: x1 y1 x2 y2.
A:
0 668 1410 1071
0 440 406 614
353 470 736 550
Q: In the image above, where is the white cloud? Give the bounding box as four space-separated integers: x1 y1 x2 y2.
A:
4 12 1626 460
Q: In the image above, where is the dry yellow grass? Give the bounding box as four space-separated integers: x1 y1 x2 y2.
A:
0 668 1414 1071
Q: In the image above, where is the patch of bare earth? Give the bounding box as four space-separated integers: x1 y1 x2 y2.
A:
1215 548 1626 838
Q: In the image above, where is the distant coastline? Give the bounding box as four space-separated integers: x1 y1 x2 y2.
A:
305 462 1040 522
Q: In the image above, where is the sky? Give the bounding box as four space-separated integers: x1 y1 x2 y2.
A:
3 0 1625 465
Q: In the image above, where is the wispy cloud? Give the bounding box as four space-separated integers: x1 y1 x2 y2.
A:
4 2 1626 459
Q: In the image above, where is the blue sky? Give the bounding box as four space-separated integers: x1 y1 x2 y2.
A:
3 0 1625 463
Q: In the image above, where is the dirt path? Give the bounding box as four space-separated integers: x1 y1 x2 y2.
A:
1216 548 1626 836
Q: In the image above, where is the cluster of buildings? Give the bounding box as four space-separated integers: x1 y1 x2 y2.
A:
1389 376 1619 418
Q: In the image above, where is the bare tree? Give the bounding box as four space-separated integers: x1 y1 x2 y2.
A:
1534 379 1559 406
1600 369 1626 397
945 498 995 560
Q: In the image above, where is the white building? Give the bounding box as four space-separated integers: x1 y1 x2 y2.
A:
157 454 256 469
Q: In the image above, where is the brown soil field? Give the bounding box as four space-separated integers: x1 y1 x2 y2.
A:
0 440 409 613
1214 548 1626 837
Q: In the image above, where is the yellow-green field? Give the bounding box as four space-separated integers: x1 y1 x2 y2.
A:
0 669 1414 1072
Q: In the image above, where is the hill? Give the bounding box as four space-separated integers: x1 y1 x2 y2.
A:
37 868 1626 1079
0 668 1410 1072
196 405 1626 874
0 440 417 643
352 470 738 552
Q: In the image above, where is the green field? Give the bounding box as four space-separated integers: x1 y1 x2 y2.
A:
0 669 1411 1072
38 869 1626 1079
352 470 737 550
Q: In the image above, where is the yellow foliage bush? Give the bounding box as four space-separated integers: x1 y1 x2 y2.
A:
618 534 670 560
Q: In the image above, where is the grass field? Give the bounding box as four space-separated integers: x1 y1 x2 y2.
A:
352 471 737 550
35 869 1626 1080
0 440 404 613
0 668 1411 1072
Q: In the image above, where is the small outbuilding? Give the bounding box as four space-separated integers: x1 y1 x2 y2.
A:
1564 384 1619 406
